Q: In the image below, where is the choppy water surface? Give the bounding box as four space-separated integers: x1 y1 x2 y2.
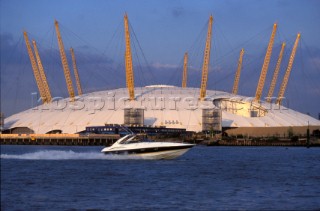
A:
1 145 320 210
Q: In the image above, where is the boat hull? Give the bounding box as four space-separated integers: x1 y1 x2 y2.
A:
103 145 193 160
137 148 191 160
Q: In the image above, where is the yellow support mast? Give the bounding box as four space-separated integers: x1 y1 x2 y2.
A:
70 48 83 96
276 33 301 105
124 13 135 101
254 23 277 102
199 15 213 101
54 20 75 101
232 48 245 95
23 31 47 104
32 40 52 103
182 52 188 88
266 42 286 103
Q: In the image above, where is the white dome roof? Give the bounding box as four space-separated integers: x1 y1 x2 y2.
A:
4 86 320 134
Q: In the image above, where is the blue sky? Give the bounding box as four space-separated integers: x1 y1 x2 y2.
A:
1 0 320 118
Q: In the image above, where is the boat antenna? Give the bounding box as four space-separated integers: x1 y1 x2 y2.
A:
119 124 135 135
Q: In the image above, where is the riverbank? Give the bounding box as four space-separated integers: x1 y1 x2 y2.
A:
1 134 319 147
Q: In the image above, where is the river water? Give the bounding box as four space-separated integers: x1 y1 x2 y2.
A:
1 145 319 210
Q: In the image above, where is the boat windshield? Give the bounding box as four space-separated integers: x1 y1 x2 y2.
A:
119 135 135 144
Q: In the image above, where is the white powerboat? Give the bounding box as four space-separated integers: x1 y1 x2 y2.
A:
101 134 194 160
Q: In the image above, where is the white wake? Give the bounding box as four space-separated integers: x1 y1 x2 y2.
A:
0 150 141 160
